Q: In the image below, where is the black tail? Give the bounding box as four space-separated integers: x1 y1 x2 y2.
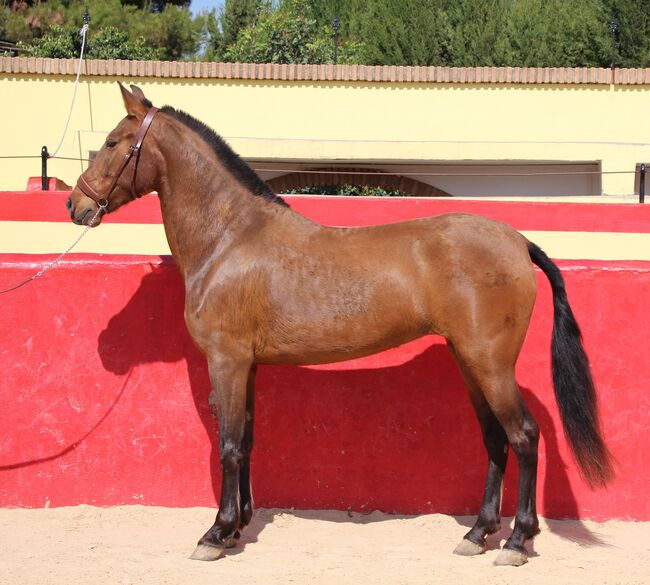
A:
528 241 614 488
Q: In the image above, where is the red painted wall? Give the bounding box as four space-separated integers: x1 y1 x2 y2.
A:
1 193 649 521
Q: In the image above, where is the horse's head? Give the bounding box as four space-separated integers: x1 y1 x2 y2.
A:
67 83 160 226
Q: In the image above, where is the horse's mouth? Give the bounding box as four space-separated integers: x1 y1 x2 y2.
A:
74 207 103 227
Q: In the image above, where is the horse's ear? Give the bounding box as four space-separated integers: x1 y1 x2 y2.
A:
118 81 147 119
130 84 147 103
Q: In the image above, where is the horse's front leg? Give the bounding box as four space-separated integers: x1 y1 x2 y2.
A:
238 365 256 533
191 347 253 561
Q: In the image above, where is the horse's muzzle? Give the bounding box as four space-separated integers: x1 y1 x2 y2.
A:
67 191 103 227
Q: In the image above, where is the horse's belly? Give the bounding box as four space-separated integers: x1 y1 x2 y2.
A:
255 312 428 365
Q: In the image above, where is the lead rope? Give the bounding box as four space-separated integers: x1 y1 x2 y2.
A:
49 18 89 157
0 205 104 295
0 13 95 295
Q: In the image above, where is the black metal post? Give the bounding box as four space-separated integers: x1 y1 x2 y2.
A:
610 16 619 68
41 145 49 191
640 163 646 204
332 16 340 65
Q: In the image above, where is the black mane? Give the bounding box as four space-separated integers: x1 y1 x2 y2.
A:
158 105 288 208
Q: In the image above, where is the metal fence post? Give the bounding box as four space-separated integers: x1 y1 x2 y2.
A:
640 163 646 204
41 145 49 191
610 16 619 68
332 16 340 65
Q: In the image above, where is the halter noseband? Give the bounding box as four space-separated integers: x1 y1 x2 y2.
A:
76 106 159 209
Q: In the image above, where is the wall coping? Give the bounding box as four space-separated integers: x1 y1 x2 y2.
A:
2 57 650 85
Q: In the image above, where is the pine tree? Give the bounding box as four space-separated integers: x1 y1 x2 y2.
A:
221 0 264 48
603 0 650 67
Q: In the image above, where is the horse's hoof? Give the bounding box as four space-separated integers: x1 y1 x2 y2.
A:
453 538 486 556
494 547 528 566
189 544 226 561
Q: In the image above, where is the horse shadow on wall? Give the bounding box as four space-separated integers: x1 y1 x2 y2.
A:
96 260 600 544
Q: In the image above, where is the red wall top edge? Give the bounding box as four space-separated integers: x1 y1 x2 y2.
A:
1 191 649 233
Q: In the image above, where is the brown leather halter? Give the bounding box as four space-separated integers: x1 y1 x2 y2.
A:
76 106 158 209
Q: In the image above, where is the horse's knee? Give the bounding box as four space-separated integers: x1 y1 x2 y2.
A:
219 439 245 469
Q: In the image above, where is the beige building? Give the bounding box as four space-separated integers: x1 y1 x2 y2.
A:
2 58 650 199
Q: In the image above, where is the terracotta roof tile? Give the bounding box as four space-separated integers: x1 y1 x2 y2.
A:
3 58 649 85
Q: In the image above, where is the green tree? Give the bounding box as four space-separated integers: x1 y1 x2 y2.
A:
550 0 609 66
132 3 202 60
347 0 453 66
11 0 201 60
4 0 650 66
20 24 78 58
202 0 264 61
122 0 190 11
224 0 363 64
603 0 650 67
445 0 512 66
21 24 161 59
90 26 160 59
221 0 263 47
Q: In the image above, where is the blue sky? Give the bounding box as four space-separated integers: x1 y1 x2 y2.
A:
190 0 225 15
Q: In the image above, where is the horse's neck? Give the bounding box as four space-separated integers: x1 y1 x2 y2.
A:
155 143 279 277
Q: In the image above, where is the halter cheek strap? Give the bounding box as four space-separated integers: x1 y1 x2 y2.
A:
76 106 159 208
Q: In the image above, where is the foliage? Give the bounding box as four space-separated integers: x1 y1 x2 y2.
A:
122 0 190 11
20 23 161 59
603 0 650 67
4 0 201 60
308 0 646 67
221 0 262 48
445 0 513 66
203 0 263 61
19 24 78 58
134 3 202 60
2 0 650 66
345 0 453 66
90 26 160 60
283 184 412 197
222 0 363 64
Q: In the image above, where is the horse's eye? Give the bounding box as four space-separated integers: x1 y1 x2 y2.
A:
106 139 118 148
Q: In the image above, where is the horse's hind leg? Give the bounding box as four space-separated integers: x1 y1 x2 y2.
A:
495 396 540 567
450 346 540 566
451 364 509 556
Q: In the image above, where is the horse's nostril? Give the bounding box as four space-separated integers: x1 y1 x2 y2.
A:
66 198 72 211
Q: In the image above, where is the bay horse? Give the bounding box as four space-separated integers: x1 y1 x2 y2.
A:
67 84 613 566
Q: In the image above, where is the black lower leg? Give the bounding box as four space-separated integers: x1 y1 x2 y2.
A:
464 411 509 547
200 447 243 547
198 355 250 549
238 366 256 531
503 412 540 553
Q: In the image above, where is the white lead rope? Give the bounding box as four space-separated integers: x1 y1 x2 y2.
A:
0 18 95 295
49 22 89 158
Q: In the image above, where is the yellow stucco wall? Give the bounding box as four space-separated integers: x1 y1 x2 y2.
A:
1 72 650 195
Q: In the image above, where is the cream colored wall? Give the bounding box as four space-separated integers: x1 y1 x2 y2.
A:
1 74 649 195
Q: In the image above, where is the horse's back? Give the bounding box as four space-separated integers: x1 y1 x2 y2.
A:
352 212 537 338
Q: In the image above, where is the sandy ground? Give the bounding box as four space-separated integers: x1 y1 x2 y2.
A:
0 506 648 585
